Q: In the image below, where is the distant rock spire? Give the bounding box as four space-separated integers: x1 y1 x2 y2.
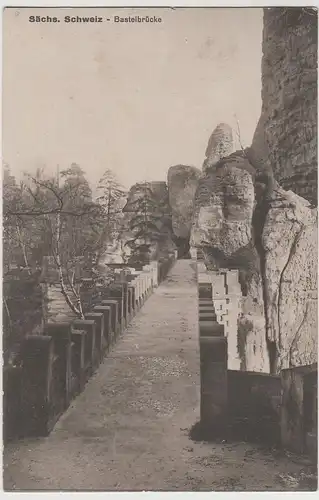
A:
202 122 234 173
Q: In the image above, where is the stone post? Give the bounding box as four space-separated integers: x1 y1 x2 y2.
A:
70 329 86 392
90 307 111 349
131 279 139 310
142 267 150 296
137 275 143 305
146 271 150 296
142 269 152 298
45 322 72 409
85 312 105 357
198 272 213 300
127 285 134 321
114 269 125 281
115 281 129 325
21 335 54 436
135 276 142 308
150 260 159 287
143 272 148 300
200 336 228 433
100 300 119 339
190 247 197 260
72 319 97 376
139 273 144 304
199 321 224 338
107 283 126 330
3 365 23 442
281 363 318 456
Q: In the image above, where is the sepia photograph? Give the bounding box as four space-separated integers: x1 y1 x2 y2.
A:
2 6 318 492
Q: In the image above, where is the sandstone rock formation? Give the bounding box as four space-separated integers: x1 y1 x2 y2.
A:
191 153 270 373
251 7 317 205
202 123 234 173
120 9 318 374
101 240 129 265
167 165 201 240
123 181 175 260
189 8 318 372
262 187 317 370
123 181 170 215
191 154 255 257
191 145 317 373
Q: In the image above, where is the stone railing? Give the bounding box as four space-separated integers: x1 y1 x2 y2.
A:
197 258 227 435
3 254 176 442
195 254 317 461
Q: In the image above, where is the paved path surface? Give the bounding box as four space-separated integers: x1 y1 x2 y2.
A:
3 260 316 491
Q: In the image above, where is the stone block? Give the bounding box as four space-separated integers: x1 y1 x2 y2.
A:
199 320 225 338
44 322 72 408
108 283 127 328
130 279 138 309
139 275 146 302
150 260 159 287
91 307 111 347
198 298 214 306
305 431 317 463
85 312 106 357
72 319 97 374
190 247 197 259
199 305 216 312
127 286 135 320
70 330 86 392
135 277 143 306
21 335 56 436
227 369 281 444
3 365 23 442
199 336 228 430
199 312 218 322
281 363 317 455
100 300 119 337
198 283 213 299
116 281 130 324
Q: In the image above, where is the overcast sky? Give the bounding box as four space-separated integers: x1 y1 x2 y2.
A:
3 7 263 189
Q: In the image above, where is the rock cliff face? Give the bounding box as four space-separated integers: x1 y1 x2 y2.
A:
262 187 317 370
167 165 201 240
252 7 317 205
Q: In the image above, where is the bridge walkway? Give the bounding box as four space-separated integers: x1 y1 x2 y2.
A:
3 260 314 491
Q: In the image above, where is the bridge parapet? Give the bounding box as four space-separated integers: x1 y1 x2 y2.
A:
4 253 177 443
194 255 317 460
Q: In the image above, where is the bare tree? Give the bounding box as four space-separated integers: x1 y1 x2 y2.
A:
4 167 106 319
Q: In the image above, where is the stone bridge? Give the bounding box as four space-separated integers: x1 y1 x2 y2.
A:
3 260 317 491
